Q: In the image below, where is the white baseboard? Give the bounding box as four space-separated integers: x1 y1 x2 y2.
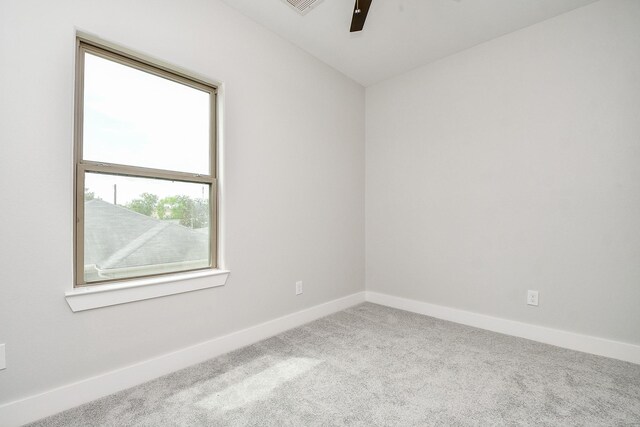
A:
5 290 637 426
366 291 640 365
0 292 366 427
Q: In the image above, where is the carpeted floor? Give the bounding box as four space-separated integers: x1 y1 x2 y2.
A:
29 303 640 426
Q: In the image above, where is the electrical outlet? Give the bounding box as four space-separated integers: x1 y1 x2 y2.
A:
527 290 539 306
295 281 303 295
0 344 5 370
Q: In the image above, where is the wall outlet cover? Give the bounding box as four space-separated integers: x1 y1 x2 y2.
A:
527 290 539 306
0 343 5 370
296 281 303 295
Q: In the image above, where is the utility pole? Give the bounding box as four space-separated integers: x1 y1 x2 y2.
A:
113 184 117 205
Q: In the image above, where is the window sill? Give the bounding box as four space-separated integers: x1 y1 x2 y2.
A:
65 269 230 312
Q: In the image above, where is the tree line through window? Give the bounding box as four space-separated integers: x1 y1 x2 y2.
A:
86 188 209 229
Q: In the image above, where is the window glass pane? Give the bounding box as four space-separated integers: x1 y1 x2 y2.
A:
83 52 210 175
83 172 210 283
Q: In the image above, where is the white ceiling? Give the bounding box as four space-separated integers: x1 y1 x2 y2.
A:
221 0 598 86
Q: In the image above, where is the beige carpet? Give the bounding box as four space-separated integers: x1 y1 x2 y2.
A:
29 303 640 426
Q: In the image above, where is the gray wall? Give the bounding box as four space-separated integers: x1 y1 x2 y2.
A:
366 0 640 345
0 0 365 404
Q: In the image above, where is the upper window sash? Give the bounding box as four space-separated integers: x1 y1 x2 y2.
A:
77 41 217 178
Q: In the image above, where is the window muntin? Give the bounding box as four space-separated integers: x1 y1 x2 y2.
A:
75 40 217 286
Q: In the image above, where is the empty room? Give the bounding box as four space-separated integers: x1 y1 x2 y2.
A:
1 0 639 425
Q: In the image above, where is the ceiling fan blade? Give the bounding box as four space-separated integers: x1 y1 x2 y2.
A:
350 0 372 32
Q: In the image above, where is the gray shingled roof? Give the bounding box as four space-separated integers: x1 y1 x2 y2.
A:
84 199 209 272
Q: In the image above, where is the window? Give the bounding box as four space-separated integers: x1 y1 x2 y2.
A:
74 40 217 286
